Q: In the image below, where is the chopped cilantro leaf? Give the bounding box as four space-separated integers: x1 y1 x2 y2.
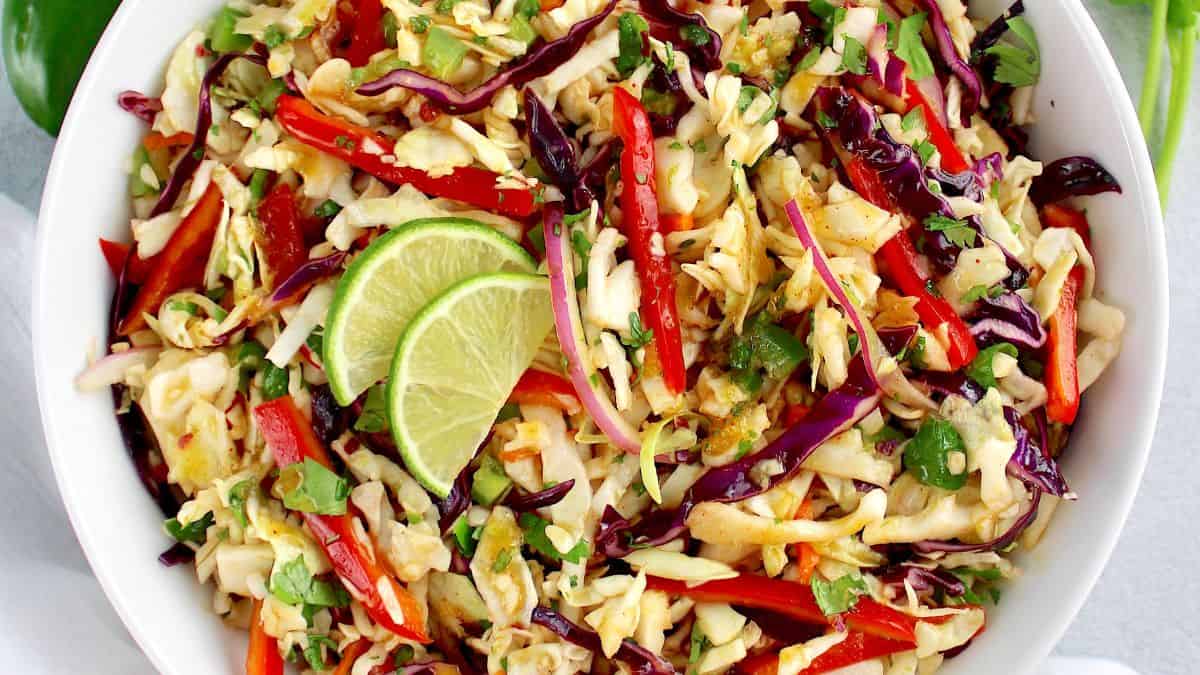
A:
812 573 868 615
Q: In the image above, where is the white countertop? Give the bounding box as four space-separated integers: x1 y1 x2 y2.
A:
1 2 1196 673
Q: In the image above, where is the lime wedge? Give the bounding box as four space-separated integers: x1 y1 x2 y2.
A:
388 273 554 497
324 219 535 406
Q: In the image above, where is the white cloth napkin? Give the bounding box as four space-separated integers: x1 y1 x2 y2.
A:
0 195 152 672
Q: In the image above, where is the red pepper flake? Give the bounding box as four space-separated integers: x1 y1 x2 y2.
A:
178 433 194 449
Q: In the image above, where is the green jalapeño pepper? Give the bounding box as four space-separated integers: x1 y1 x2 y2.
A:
2 0 121 135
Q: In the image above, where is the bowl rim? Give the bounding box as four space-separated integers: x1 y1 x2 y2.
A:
30 1 1169 674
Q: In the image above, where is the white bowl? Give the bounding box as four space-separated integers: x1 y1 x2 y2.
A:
32 1 1168 673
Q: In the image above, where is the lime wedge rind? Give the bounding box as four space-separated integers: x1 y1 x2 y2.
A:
387 272 554 497
324 218 535 406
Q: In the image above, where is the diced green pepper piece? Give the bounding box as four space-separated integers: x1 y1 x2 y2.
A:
209 6 253 53
470 453 512 506
129 145 159 198
903 418 968 490
423 27 468 81
248 168 270 206
254 78 287 116
261 362 290 401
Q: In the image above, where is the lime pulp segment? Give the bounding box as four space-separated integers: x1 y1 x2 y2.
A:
388 273 554 497
323 218 535 406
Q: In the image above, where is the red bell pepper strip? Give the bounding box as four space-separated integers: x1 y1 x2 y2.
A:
246 598 284 675
1046 266 1084 424
645 574 931 644
98 238 158 284
117 182 225 335
256 183 308 290
903 81 970 174
610 87 687 395
509 369 582 415
143 131 195 151
735 631 912 675
344 0 387 67
274 95 536 219
842 158 978 369
1040 204 1092 251
99 238 129 279
253 396 431 643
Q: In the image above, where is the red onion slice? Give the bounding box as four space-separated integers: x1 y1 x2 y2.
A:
543 205 641 453
356 0 617 114
784 199 937 411
149 53 266 218
118 90 163 124
75 347 161 392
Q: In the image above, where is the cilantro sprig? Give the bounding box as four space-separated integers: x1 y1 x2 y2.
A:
923 215 978 249
984 16 1040 87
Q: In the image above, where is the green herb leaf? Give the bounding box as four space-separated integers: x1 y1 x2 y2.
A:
617 13 650 77
907 334 928 369
164 511 214 543
797 47 821 71
961 284 990 304
817 110 837 129
167 299 200 315
262 24 289 49
410 14 431 33
896 13 936 80
514 0 541 19
986 16 1041 87
452 516 479 557
679 23 711 47
382 11 399 47
811 573 869 615
492 547 514 573
641 87 678 116
248 168 270 206
903 418 968 489
901 107 925 132
914 139 937 166
867 425 907 445
270 556 351 607
966 342 1019 389
228 480 254 528
622 312 655 350
518 512 590 563
688 624 710 664
923 214 977 248
305 327 324 358
280 458 350 515
302 635 338 671
254 78 287 115
354 384 389 433
840 36 868 74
